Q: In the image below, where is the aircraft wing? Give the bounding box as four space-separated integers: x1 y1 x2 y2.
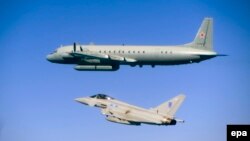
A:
71 51 137 62
101 107 142 125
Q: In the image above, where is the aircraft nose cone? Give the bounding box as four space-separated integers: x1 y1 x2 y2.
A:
46 54 60 63
75 98 89 105
75 98 82 102
46 54 53 61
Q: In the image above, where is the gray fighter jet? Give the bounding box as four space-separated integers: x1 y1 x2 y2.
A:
75 94 185 126
47 18 225 71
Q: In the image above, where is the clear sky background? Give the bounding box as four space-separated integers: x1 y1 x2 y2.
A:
0 0 250 141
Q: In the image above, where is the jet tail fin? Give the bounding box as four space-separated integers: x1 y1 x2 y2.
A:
185 18 213 51
152 94 185 117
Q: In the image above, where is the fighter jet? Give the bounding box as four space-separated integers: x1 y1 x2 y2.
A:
47 18 225 71
75 94 186 126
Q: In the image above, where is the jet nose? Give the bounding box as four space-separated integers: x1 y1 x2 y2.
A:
75 98 89 105
75 98 82 102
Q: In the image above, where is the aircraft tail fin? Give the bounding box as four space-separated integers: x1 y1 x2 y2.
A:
153 94 185 117
185 18 213 51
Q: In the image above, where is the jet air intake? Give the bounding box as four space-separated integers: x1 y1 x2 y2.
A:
106 116 141 126
74 65 119 71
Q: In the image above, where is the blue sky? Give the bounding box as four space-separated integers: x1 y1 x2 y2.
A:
0 0 250 141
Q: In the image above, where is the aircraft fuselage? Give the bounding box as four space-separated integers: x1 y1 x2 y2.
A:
47 45 217 70
46 18 220 71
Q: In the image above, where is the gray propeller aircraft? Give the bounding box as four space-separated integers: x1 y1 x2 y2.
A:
47 18 224 71
75 94 186 126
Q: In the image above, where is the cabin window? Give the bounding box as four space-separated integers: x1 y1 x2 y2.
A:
143 51 145 53
133 51 135 53
122 51 124 53
104 51 106 53
109 51 111 53
128 51 130 53
138 51 140 53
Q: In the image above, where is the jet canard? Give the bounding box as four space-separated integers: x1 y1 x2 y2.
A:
75 94 186 126
47 18 225 71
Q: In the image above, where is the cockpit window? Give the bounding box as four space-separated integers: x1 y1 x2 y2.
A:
90 94 114 100
50 50 57 54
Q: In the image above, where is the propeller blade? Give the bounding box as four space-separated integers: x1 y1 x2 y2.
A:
80 46 83 52
73 42 76 52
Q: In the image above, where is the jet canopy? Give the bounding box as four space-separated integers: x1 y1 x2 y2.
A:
90 94 114 100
